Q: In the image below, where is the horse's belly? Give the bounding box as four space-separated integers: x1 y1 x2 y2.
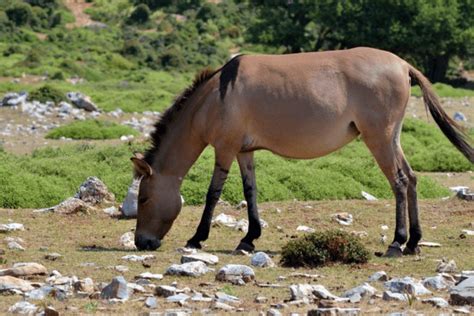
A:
252 118 359 159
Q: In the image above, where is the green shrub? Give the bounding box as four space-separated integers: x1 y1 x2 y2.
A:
281 230 370 267
128 4 151 24
46 120 139 140
29 85 64 104
51 71 65 80
6 3 33 27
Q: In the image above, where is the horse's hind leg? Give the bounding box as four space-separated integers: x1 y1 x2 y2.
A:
399 150 422 255
235 152 261 252
362 132 409 257
186 151 234 249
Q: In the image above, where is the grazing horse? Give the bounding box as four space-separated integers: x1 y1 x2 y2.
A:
132 47 473 257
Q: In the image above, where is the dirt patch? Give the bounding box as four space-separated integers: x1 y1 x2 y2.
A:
64 0 94 29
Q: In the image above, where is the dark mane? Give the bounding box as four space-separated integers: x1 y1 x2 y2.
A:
143 67 217 165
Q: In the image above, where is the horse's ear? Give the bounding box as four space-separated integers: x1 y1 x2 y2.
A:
131 155 153 177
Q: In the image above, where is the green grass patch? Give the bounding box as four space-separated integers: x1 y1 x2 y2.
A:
281 230 370 267
411 83 474 98
46 120 138 140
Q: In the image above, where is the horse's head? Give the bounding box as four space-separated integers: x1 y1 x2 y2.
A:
131 154 182 251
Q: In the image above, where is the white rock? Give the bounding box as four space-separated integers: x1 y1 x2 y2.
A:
0 276 34 292
100 276 130 300
181 252 219 265
419 241 441 247
236 200 247 210
122 254 155 262
296 225 315 233
235 219 249 232
421 297 449 308
136 272 163 280
422 274 455 290
119 232 136 250
7 241 24 251
212 213 237 227
0 262 48 277
0 223 24 232
166 261 210 277
289 284 347 301
368 271 388 282
145 296 158 308
331 212 353 226
8 301 37 314
462 229 474 236
361 191 378 201
75 176 114 204
382 290 407 301
251 252 275 268
450 276 474 305
384 277 431 296
342 282 377 300
216 264 255 284
436 259 457 273
120 177 140 218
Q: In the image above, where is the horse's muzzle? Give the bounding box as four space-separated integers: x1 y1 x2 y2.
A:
135 234 161 251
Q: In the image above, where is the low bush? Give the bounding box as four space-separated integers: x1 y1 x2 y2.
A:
46 120 139 140
28 84 64 104
281 230 370 267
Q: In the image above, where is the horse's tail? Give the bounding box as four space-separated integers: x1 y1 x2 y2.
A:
408 65 473 163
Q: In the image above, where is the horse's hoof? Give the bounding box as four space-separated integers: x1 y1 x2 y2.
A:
383 242 403 258
185 240 202 249
235 241 255 253
403 246 421 256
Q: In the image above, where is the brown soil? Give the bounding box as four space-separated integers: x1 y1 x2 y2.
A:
64 0 94 29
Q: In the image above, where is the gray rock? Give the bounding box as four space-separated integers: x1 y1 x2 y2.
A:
0 262 48 277
382 290 408 301
156 285 182 297
296 225 315 233
368 271 388 282
213 301 234 310
167 293 190 303
251 252 275 267
121 254 155 262
7 241 24 251
307 307 360 315
145 296 158 308
450 276 474 305
0 276 34 292
436 259 457 273
166 261 210 277
73 277 94 293
181 252 219 265
421 297 449 308
67 92 99 112
215 291 240 303
422 274 455 291
216 264 255 284
384 277 431 295
289 284 346 301
44 253 62 261
74 176 114 204
331 212 353 226
1 92 27 106
162 308 192 316
8 301 37 314
191 293 213 302
26 285 66 301
127 282 146 293
100 276 130 300
35 197 93 215
453 112 467 122
120 178 140 218
342 282 377 300
212 213 237 227
267 309 282 316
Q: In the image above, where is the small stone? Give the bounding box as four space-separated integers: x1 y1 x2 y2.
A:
145 296 158 308
422 274 454 290
119 178 140 218
8 301 37 314
307 307 361 315
0 275 34 292
166 261 210 277
331 212 353 226
384 277 431 295
216 264 255 284
44 253 62 261
453 307 471 314
461 229 474 236
127 282 146 293
236 200 248 210
212 213 237 227
181 252 219 265
213 301 234 310
74 277 94 293
0 223 24 232
156 285 181 297
103 206 119 216
251 252 275 267
215 291 240 303
382 291 408 301
176 247 197 255
436 259 457 273
0 262 47 277
114 265 129 273
100 276 130 300
255 296 268 303
119 232 136 250
44 306 59 316
167 293 190 303
74 176 115 204
7 241 24 251
191 293 213 302
361 191 377 200
267 309 282 316
296 225 315 233
289 284 345 301
342 283 377 300
421 297 449 308
122 254 155 262
136 272 163 280
368 271 388 282
453 111 467 121
418 241 441 247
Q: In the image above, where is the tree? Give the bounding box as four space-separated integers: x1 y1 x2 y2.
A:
248 0 474 82
6 3 33 27
128 4 151 25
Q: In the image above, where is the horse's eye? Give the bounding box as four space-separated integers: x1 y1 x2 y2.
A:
138 197 148 204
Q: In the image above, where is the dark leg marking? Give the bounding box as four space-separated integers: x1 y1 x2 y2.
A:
236 152 261 252
186 163 229 249
385 168 408 257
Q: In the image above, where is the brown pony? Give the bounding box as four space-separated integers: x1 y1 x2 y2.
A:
131 47 473 257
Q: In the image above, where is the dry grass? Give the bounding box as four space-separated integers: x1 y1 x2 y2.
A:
0 198 473 314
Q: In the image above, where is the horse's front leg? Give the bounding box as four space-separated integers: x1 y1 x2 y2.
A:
186 152 233 249
235 152 261 252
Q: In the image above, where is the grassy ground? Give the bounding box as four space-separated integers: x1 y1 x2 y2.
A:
0 198 473 314
46 119 139 140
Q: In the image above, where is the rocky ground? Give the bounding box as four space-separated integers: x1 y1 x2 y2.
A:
0 181 473 314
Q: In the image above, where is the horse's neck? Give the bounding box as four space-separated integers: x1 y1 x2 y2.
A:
152 116 206 181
